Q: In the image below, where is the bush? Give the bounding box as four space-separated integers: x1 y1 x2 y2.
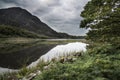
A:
88 44 120 55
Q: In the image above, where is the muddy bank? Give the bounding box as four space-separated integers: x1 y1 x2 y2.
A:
0 44 56 69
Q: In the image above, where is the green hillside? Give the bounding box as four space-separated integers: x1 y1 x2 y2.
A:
0 25 48 38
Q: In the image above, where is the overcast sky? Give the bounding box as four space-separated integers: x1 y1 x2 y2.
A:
0 0 90 36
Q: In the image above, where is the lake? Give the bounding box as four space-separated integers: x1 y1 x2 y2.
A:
0 38 87 74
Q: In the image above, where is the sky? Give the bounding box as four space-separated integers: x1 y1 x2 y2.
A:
0 0 90 36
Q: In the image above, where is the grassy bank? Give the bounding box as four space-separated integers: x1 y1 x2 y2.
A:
34 44 120 80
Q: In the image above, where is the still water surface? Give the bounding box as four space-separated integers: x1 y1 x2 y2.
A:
0 39 87 74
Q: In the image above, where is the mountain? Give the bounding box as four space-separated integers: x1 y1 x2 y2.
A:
0 7 77 38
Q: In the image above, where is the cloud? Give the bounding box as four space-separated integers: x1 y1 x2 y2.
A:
0 0 90 36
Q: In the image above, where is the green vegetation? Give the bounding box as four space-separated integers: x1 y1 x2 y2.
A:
33 44 120 80
0 25 48 38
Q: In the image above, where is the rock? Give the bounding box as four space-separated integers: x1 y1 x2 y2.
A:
36 70 41 75
66 57 73 62
51 58 57 62
23 70 41 80
26 73 36 80
59 56 77 63
59 57 65 63
72 58 77 61
73 53 82 57
43 66 50 70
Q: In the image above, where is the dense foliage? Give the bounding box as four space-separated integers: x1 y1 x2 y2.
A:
0 25 47 38
80 0 120 43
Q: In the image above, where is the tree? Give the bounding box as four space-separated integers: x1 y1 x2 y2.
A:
80 0 120 44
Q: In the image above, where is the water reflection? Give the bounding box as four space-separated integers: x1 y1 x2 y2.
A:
0 42 88 74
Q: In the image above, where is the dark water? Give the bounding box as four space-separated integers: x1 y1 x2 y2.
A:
0 39 85 74
0 44 56 69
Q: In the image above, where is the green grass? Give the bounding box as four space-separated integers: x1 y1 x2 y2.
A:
33 44 120 80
